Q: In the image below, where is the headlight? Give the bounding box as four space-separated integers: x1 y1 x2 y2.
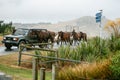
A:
3 37 6 40
13 37 19 41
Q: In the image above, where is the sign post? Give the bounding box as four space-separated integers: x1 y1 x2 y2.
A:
95 10 103 54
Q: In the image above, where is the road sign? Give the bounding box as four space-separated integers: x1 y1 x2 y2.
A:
95 12 102 23
96 12 102 17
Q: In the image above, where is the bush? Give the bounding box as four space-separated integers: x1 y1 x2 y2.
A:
57 37 110 62
108 35 120 52
57 59 111 80
0 21 14 35
109 51 120 80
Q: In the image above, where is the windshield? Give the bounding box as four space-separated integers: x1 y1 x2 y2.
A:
13 28 29 36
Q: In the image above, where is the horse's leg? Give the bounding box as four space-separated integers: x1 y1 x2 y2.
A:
65 40 67 45
60 40 62 46
85 36 87 42
57 40 59 45
74 40 76 46
77 39 79 45
79 37 82 43
69 38 72 45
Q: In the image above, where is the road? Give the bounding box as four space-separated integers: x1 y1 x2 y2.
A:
0 46 18 56
0 43 60 56
0 42 77 56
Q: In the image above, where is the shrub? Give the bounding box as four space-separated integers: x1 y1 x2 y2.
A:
108 35 120 52
109 51 120 79
57 37 111 63
57 59 111 80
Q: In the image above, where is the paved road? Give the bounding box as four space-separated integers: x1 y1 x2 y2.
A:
0 43 60 56
0 42 77 56
0 46 18 56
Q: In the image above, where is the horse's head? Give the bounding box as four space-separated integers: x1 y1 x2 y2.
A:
79 32 82 37
58 31 63 38
28 30 37 37
79 32 87 41
71 29 77 37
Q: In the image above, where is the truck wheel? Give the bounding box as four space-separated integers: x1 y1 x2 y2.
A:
19 41 25 46
5 43 12 50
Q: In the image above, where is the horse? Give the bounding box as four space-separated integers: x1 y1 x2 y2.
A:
36 30 55 43
71 29 80 45
57 31 72 45
54 33 59 44
79 32 87 42
48 30 56 43
28 29 54 48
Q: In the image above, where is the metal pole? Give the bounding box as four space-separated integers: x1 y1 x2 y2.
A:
99 22 102 54
99 10 102 54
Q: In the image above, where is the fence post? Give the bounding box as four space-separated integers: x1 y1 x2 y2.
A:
55 51 58 65
40 68 46 80
33 58 38 80
52 63 58 80
51 43 53 49
18 45 22 66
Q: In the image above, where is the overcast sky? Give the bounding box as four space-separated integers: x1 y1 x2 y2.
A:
0 0 120 23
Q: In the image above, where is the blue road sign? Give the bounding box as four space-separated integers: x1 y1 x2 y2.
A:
96 12 102 17
95 12 102 23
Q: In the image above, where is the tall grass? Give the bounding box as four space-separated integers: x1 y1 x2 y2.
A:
57 59 112 80
57 37 110 62
109 51 120 80
108 35 120 52
57 35 120 80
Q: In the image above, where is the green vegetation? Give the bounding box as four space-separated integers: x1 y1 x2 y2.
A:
0 53 52 80
0 64 52 80
0 64 32 80
0 21 14 35
110 51 120 80
57 37 110 62
56 35 120 80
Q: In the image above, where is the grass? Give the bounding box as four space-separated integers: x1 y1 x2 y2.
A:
57 59 112 80
0 52 52 80
0 64 32 80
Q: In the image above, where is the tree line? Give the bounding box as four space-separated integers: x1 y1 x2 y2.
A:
0 21 14 35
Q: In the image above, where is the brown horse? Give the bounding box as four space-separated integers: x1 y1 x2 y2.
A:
58 31 72 45
48 30 56 43
79 32 87 42
28 29 53 43
71 29 80 45
71 29 87 45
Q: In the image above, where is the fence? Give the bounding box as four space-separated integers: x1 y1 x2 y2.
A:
18 43 81 80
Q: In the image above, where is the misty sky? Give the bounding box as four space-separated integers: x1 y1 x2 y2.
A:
0 0 120 23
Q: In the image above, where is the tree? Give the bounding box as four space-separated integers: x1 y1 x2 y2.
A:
105 18 120 38
0 21 14 35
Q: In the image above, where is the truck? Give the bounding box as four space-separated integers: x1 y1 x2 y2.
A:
2 28 48 49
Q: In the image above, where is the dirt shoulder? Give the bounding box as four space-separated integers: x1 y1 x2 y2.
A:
0 36 3 46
